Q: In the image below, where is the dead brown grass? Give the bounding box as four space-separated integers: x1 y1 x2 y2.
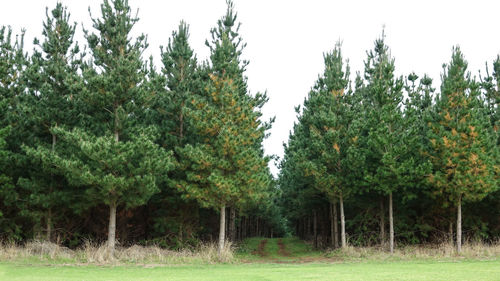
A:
0 240 235 265
327 241 500 261
0 240 73 261
3 239 498 265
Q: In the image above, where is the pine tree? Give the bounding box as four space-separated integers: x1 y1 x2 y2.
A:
427 47 498 253
279 110 323 240
20 3 83 241
0 126 15 236
0 26 17 125
179 1 272 254
481 56 500 188
403 74 434 187
482 57 500 126
0 26 28 241
27 0 174 255
359 33 405 253
481 56 500 151
299 43 352 248
144 21 203 245
404 75 434 181
0 25 26 149
404 73 434 154
160 21 200 147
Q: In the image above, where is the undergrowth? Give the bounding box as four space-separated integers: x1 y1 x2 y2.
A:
0 240 234 265
326 241 500 261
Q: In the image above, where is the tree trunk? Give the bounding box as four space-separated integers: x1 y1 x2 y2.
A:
329 203 334 247
179 101 184 140
241 216 244 239
257 218 259 237
225 207 229 238
313 210 318 248
457 195 462 254
218 204 226 255
108 200 117 255
238 216 242 241
389 192 394 254
46 208 52 242
114 108 120 143
179 221 184 242
47 133 56 242
340 191 346 248
243 216 247 239
108 116 119 257
307 216 311 238
449 221 453 245
303 216 306 238
333 200 339 248
380 198 385 246
229 207 236 242
247 216 250 238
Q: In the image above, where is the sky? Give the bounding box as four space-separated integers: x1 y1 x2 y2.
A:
1 0 500 176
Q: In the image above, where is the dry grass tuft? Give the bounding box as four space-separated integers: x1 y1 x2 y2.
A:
197 241 234 263
0 240 235 265
327 241 500 261
0 240 73 261
79 241 112 263
6 239 497 265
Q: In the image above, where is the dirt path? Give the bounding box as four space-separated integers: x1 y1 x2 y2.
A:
243 238 338 264
277 239 291 257
252 239 268 257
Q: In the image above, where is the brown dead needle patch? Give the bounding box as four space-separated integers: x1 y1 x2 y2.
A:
251 239 268 257
277 239 291 257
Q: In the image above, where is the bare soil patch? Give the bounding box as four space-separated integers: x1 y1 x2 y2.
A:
277 239 291 257
251 239 268 257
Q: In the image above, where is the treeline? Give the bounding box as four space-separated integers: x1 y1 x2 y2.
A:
279 37 500 253
2 0 500 256
0 0 283 254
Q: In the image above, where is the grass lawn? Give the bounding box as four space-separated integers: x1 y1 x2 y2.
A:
2 260 500 281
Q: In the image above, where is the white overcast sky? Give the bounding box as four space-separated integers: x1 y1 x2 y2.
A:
2 0 500 176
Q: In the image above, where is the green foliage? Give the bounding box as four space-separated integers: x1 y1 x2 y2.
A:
144 22 202 242
82 0 149 136
18 3 84 239
73 0 174 207
357 34 407 196
279 119 320 220
2 0 500 249
0 126 16 235
427 47 498 204
402 73 434 200
178 1 272 211
29 128 172 207
299 43 359 200
23 0 175 249
0 25 28 241
158 21 200 147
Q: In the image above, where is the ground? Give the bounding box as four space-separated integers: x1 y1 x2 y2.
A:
238 237 324 262
2 238 500 281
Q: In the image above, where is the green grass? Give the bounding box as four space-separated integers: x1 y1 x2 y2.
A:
3 238 500 280
281 237 322 258
236 237 264 255
236 237 322 261
2 260 500 281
